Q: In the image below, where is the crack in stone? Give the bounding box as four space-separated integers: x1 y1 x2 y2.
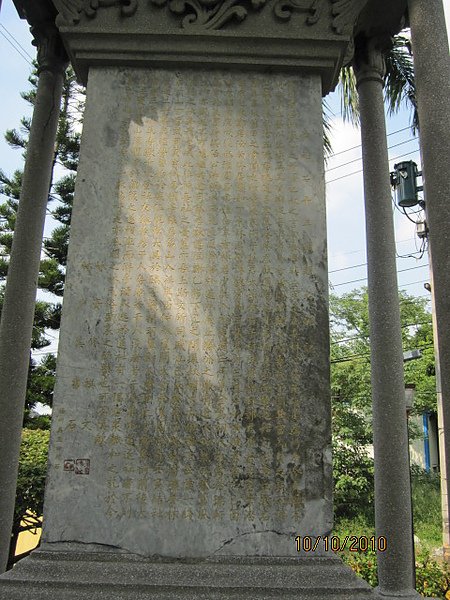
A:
210 529 290 556
43 77 59 134
44 540 126 553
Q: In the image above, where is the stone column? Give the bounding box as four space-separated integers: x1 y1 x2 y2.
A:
408 0 450 561
0 23 67 574
355 39 419 599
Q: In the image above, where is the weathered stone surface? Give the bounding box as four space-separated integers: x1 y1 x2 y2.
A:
42 67 331 559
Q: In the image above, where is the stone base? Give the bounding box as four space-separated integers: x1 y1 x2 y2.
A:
0 546 398 600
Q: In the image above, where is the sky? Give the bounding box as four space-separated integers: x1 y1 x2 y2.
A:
0 0 449 362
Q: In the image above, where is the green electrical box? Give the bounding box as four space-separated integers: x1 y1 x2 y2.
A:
392 161 420 207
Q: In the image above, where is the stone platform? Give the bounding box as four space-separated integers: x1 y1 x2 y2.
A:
0 547 377 599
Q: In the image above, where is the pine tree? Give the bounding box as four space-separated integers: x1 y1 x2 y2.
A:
0 65 83 426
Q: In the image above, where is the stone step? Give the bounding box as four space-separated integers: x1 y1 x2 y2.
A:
0 549 378 599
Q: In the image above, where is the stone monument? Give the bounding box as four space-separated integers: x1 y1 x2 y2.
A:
0 0 383 597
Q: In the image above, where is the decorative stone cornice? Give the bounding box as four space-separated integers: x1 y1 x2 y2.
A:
53 0 366 31
149 0 267 31
50 0 369 93
272 0 366 31
53 0 137 27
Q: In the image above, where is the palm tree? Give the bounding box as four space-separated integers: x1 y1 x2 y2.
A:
339 34 417 129
323 34 417 159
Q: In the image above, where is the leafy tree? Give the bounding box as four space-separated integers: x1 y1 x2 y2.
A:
330 288 435 519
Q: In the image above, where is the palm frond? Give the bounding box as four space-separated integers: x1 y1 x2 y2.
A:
322 99 334 162
337 34 418 134
338 65 360 126
384 35 418 132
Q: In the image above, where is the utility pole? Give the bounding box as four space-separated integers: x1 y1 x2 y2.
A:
0 19 67 573
408 0 450 562
391 157 449 558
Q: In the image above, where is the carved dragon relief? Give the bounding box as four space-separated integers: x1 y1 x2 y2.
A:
53 0 138 27
52 0 365 33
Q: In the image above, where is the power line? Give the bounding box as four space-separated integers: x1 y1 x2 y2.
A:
326 148 421 185
331 320 432 346
328 237 417 263
0 24 34 60
329 262 367 274
0 25 33 66
328 126 412 159
399 279 430 289
331 343 434 365
331 264 429 288
326 137 417 173
328 256 429 275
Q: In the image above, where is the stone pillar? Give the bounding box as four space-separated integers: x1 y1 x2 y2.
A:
408 0 450 561
0 23 67 574
355 39 419 599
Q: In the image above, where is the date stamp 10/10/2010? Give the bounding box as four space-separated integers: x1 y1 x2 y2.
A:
295 536 387 553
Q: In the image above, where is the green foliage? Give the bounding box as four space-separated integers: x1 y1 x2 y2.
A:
14 429 50 530
384 36 418 131
415 552 450 598
340 548 450 599
9 429 50 567
332 397 374 519
331 288 435 519
344 549 379 588
339 35 417 132
25 354 57 423
0 65 83 420
322 100 334 161
339 63 360 126
336 508 450 599
412 467 442 549
334 517 378 585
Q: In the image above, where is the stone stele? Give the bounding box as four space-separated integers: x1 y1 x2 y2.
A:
0 0 382 598
43 65 331 558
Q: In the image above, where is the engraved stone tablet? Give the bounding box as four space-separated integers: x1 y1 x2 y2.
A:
43 67 331 558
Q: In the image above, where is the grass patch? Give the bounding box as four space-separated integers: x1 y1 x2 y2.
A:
412 467 442 550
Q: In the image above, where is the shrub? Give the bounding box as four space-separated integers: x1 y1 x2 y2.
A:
340 546 450 599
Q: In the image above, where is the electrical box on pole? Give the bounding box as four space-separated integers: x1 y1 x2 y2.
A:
390 160 423 207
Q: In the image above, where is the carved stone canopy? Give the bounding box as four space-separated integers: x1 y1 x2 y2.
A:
12 0 408 94
48 0 371 94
